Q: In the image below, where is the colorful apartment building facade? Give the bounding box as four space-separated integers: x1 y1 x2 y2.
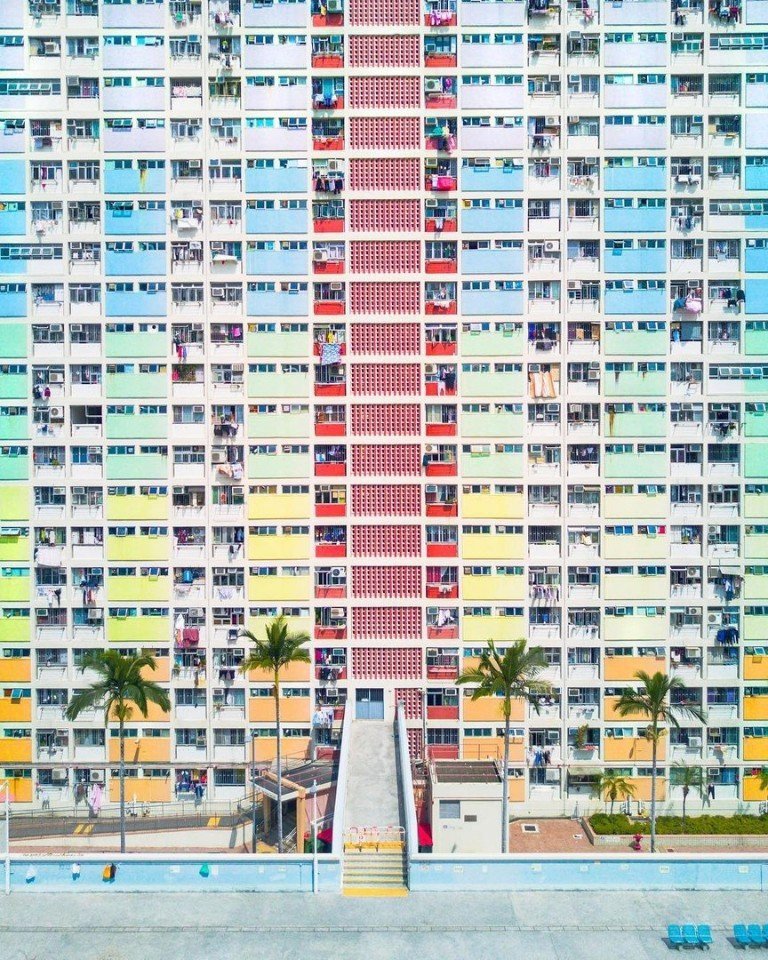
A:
0 0 767 812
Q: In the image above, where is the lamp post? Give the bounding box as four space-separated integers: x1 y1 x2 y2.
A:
1 780 9 895
310 778 318 893
249 733 257 854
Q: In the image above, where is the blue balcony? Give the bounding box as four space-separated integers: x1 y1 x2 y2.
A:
603 165 666 192
0 160 25 195
604 247 666 274
461 206 524 233
246 247 308 275
247 287 308 317
0 0 23 28
105 247 167 277
604 206 667 232
105 207 167 237
461 247 524 274
106 287 168 318
462 288 524 316
461 166 524 192
0 204 25 237
0 284 25 317
746 212 768 231
104 165 166 195
246 165 308 194
746 245 768 273
246 207 308 234
604 286 667 315
746 162 768 190
745 279 768 315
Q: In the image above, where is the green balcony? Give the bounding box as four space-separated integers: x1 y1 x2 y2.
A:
106 413 167 440
106 453 168 481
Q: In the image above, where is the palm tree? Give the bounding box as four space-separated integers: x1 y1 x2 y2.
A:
66 650 171 854
239 614 310 853
591 771 636 815
457 638 549 853
672 763 704 829
615 671 706 853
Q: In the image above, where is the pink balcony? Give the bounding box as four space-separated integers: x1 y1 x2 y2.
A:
426 338 457 356
427 663 459 681
314 218 344 233
314 381 346 397
425 300 456 315
426 583 458 599
427 542 457 558
314 300 345 316
315 503 346 518
427 625 459 641
426 502 457 518
426 259 457 274
426 421 456 437
312 54 344 68
313 259 344 274
315 625 347 640
316 542 346 558
313 136 345 151
315 421 346 437
425 216 456 233
427 744 459 760
315 461 346 477
427 705 460 720
315 585 346 599
426 175 456 191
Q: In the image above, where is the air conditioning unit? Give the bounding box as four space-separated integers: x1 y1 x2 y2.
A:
51 769 68 782
686 606 698 615
676 174 690 184
211 449 227 463
211 287 225 298
672 31 684 40
545 116 558 126
188 159 202 169
44 42 59 55
568 74 580 84
570 116 581 124
69 323 82 333
425 198 439 208
87 609 101 621
687 736 702 748
192 322 204 331
313 249 328 262
709 166 723 177
89 770 105 783
49 372 64 383
48 406 64 420
567 281 581 290
329 282 343 291
425 78 442 93
327 0 343 10
544 241 559 253
708 612 720 625
587 369 600 380
192 404 205 414
623 280 635 290
49 323 63 333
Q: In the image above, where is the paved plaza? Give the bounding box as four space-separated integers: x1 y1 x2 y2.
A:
3 889 768 960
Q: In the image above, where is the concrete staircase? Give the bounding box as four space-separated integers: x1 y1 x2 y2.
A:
343 845 408 895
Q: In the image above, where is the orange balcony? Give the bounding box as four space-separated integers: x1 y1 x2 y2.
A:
249 695 311 723
0 658 31 683
426 338 457 356
603 736 661 764
427 743 459 760
426 259 457 274
426 421 456 437
603 656 666 683
0 736 32 763
313 136 345 151
6 776 32 803
312 54 343 68
315 585 346 599
603 696 648 722
313 259 344 274
314 461 346 477
424 53 456 67
316 542 346 558
108 775 171 804
0 698 31 723
248 661 310 683
427 705 459 720
109 736 172 764
463 695 525 723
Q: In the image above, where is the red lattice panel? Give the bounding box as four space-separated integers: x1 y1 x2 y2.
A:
348 34 420 67
353 565 422 598
349 158 421 193
351 403 421 436
352 523 422 555
350 241 420 274
350 282 420 315
351 484 421 516
350 322 421 354
351 443 421 476
395 687 424 720
350 362 420 395
352 606 421 640
349 199 421 232
350 116 420 151
348 76 421 110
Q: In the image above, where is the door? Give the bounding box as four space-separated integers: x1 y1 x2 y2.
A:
355 688 384 720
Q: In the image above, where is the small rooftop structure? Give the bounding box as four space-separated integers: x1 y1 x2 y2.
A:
432 761 502 785
428 760 504 855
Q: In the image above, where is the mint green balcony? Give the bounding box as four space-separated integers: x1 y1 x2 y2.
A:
746 324 768 356
462 410 524 438
0 323 27 358
106 413 167 440
105 330 166 359
605 410 667 439
604 328 667 357
0 371 27 400
247 327 307 358
746 613 768 641
605 450 666 479
106 372 167 400
248 411 312 438
247 370 309 398
746 412 768 438
461 326 524 357
106 452 168 481
746 443 768 479
248 450 312 480
462 369 524 397
0 451 28 480
0 412 28 441
605 370 666 398
460 450 523 478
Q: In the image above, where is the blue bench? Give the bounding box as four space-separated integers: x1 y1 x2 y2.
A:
668 924 713 949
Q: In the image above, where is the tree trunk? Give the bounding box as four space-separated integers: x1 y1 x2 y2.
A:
119 717 126 854
650 734 657 854
275 673 283 854
501 710 510 854
682 786 688 831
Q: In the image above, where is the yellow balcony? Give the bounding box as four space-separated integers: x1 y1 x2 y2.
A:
603 533 668 561
744 738 768 762
604 696 648 722
248 660 311 683
462 533 524 561
248 695 311 723
247 534 310 562
0 577 30 603
603 736 660 763
604 655 666 682
461 735 524 762
744 697 768 721
0 532 30 563
461 614 525 643
745 655 768 681
0 735 32 763
106 535 170 562
745 616 768 642
603 614 666 642
248 492 311 521
106 493 170 522
109 698 170 723
507 777 526 802
245 616 312 646
107 616 170 644
603 493 667 520
107 576 171 603
109 736 172 764
6 775 32 803
252 736 278 763
462 493 524 520
604 575 667 602
744 776 768 802
625 776 665 803
462 695 525 723
108 776 172 804
0 657 31 683
0 488 29 521
0 617 30 644
0 698 31 722
461 573 525 602
248 574 311 603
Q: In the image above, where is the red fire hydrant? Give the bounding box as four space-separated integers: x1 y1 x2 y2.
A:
631 833 643 851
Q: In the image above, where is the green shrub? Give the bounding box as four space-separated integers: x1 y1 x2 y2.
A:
589 813 768 836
